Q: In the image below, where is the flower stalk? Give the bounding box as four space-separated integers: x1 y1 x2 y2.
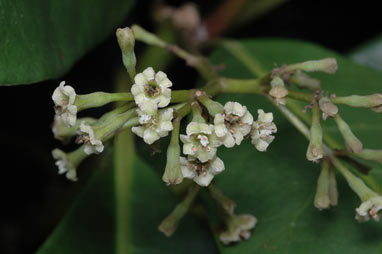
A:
334 114 363 153
306 101 323 162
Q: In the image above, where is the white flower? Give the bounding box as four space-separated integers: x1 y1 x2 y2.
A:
251 109 277 152
131 67 172 113
52 81 78 127
214 102 253 148
180 156 224 186
78 122 104 155
355 196 382 222
132 108 174 145
219 214 257 245
180 122 221 163
52 149 78 181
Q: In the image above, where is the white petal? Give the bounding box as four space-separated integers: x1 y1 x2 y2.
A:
143 129 160 144
209 157 225 174
132 126 145 138
241 110 254 124
222 134 235 148
159 120 173 132
179 157 196 179
214 124 227 137
134 73 147 86
143 67 155 80
194 172 214 187
131 83 144 96
180 134 191 143
233 132 244 145
254 139 269 152
214 113 225 125
183 142 195 155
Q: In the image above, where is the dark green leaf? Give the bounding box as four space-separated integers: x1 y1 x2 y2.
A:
207 39 382 253
0 0 135 85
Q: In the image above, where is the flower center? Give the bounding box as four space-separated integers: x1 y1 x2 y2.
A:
144 81 161 98
197 134 209 147
190 161 209 176
224 113 243 133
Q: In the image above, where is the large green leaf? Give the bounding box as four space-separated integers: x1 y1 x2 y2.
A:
0 0 134 85
207 39 382 253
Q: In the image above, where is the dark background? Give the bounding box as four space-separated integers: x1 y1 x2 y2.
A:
0 0 380 253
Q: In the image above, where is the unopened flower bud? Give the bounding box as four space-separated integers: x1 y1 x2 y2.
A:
332 94 382 111
328 166 338 206
52 146 88 181
208 184 236 215
355 149 382 164
162 115 183 185
319 97 338 120
159 186 200 236
307 103 323 162
289 70 321 91
220 214 257 245
195 90 224 116
285 58 338 74
116 27 136 79
314 159 335 210
269 76 288 105
334 115 363 153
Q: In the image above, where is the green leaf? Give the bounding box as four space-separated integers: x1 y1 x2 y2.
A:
207 39 382 253
0 0 135 85
38 135 218 254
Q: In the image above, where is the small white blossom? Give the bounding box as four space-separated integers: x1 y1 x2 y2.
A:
52 149 78 181
251 109 277 152
220 214 257 245
52 81 78 127
131 67 172 113
132 108 174 145
214 102 253 148
180 156 224 186
355 196 382 222
78 122 104 155
180 122 221 163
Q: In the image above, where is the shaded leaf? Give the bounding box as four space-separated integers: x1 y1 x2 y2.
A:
0 0 135 85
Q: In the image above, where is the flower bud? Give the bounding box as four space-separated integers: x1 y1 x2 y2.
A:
162 115 183 185
159 186 200 236
195 90 224 116
334 115 363 153
269 76 288 105
331 94 382 111
355 149 382 164
319 97 338 120
116 27 136 79
289 70 321 91
306 103 323 162
208 184 236 215
328 166 338 206
314 159 331 210
285 58 338 74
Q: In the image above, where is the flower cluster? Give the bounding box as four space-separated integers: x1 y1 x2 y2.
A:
177 101 277 187
131 67 174 144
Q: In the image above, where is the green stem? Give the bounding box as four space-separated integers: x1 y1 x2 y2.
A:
76 92 133 111
287 90 314 103
330 156 378 202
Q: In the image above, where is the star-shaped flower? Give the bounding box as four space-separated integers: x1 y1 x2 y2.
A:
131 67 172 114
78 122 104 155
356 196 382 222
180 156 224 186
132 108 174 144
214 102 253 148
180 122 221 163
